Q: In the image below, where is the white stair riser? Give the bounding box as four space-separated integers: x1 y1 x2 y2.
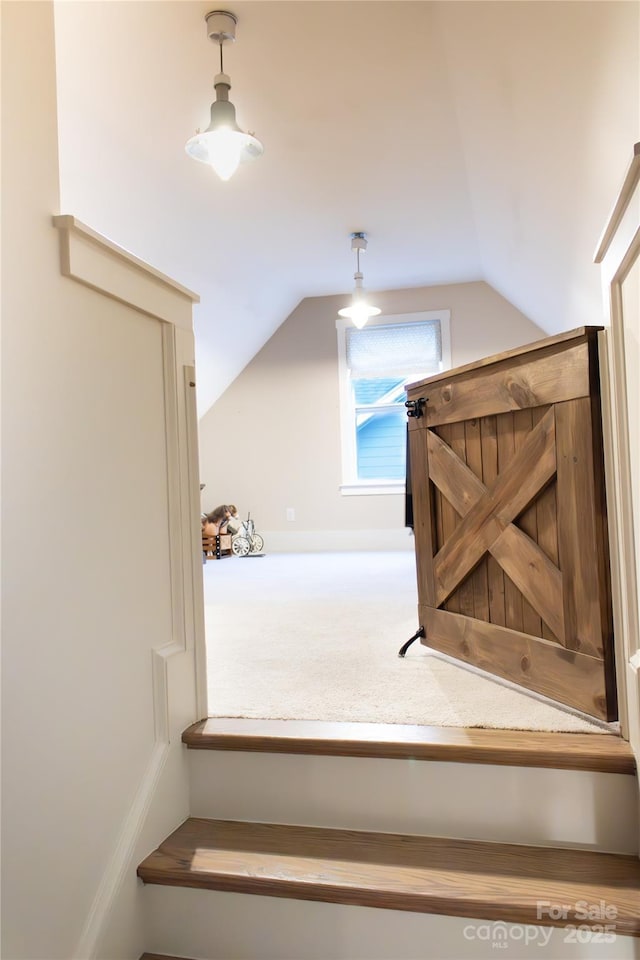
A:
188 750 639 854
144 886 638 960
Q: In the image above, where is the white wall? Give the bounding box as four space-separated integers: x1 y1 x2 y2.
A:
1 4 200 957
198 281 544 551
435 0 640 337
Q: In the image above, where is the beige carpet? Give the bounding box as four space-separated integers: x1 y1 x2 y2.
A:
204 551 613 734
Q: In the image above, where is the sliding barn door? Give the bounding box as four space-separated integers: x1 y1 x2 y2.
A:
407 327 616 721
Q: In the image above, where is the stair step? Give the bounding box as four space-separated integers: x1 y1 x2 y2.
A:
186 720 638 852
187 749 638 853
183 718 634 773
138 818 640 936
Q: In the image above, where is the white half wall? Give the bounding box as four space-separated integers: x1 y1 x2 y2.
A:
1 4 202 957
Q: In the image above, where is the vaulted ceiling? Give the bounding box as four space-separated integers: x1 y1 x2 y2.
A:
53 1 638 415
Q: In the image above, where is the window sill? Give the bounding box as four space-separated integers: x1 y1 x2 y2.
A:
339 482 406 497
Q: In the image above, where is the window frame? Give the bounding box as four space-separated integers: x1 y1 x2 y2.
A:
336 310 451 496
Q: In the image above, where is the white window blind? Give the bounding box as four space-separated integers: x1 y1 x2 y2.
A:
346 320 442 379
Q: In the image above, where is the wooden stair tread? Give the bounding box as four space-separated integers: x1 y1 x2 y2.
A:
138 818 640 935
182 718 635 774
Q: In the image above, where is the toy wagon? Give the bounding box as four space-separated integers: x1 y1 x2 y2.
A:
231 513 264 557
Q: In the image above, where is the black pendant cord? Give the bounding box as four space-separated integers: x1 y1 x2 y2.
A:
398 625 425 658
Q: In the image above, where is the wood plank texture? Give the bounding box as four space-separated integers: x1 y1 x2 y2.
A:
422 607 609 720
407 327 600 392
464 418 490 622
433 409 556 606
202 533 232 560
535 485 562 641
489 529 564 643
555 398 605 658
408 423 436 607
497 413 523 632
182 719 634 775
533 403 561 642
428 429 484 514
137 818 640 935
513 408 542 636
448 420 475 617
481 415 505 625
436 424 461 614
422 341 590 427
427 428 565 640
406 328 616 722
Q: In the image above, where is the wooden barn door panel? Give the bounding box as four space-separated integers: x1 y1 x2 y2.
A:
407 329 616 721
423 607 608 718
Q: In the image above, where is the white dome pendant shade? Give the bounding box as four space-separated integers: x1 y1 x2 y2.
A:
338 273 382 329
338 233 381 328
185 75 263 181
185 11 263 181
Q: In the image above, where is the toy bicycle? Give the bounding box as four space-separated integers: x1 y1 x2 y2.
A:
231 513 264 557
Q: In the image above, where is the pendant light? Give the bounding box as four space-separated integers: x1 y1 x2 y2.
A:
185 10 263 181
338 232 381 329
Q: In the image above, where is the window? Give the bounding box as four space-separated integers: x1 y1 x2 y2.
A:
336 311 450 495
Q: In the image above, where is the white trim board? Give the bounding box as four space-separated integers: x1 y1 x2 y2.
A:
53 214 199 328
594 142 640 782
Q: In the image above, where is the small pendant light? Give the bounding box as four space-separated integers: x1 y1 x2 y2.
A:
338 232 381 328
186 10 263 181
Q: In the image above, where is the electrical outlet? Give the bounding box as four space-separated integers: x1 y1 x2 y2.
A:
286 507 295 522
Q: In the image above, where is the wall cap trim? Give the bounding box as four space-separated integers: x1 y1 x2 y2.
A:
594 143 640 264
53 215 199 302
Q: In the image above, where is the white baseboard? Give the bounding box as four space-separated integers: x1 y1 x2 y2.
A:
259 528 415 553
72 741 170 959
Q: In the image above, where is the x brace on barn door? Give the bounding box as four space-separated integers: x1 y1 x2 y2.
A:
427 409 564 643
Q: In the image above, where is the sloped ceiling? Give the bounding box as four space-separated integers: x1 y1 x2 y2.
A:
53 1 638 416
